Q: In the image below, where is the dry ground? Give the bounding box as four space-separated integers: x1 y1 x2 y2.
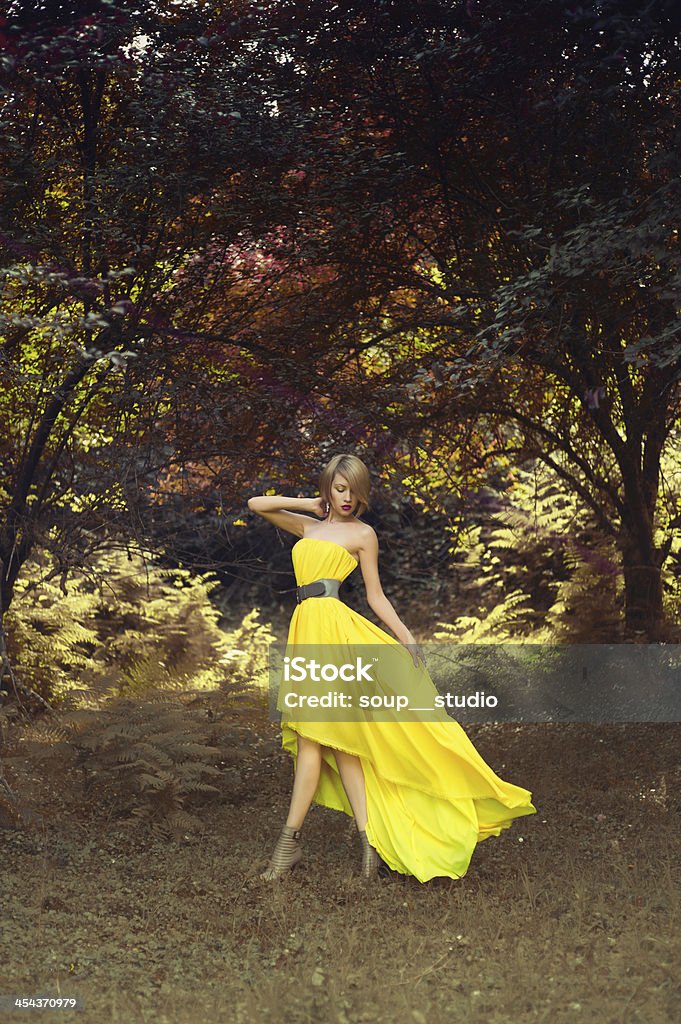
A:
1 712 680 1024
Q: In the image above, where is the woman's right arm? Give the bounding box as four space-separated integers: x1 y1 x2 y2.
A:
247 494 325 537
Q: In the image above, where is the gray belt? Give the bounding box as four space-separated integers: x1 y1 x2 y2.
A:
296 577 341 604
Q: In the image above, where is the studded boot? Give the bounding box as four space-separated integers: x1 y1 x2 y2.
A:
260 824 303 880
358 828 380 880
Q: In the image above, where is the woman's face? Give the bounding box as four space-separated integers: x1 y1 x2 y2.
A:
329 473 356 518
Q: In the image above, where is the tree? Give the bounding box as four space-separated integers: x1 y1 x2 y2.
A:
254 0 681 638
2 0 679 659
0 0 309 665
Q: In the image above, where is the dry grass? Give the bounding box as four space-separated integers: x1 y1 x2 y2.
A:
1 716 680 1024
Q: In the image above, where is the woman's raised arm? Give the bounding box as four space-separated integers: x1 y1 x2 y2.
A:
247 494 325 537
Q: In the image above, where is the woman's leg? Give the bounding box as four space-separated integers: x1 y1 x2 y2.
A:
333 749 379 878
285 733 323 829
261 733 323 879
333 748 368 830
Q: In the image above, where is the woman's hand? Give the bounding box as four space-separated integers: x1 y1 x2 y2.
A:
406 644 426 669
307 495 327 518
401 633 425 669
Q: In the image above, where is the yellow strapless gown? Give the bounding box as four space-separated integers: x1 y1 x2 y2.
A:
280 537 537 883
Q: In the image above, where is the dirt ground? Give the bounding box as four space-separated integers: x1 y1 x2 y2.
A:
1 710 680 1024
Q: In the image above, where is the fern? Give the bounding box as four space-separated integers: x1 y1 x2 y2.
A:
2 542 283 836
218 607 277 697
435 590 535 643
5 545 236 704
439 458 625 642
45 694 247 838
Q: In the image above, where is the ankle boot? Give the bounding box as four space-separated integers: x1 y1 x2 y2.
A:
260 824 302 880
358 828 379 880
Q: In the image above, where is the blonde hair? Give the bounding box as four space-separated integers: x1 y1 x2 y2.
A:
318 454 371 518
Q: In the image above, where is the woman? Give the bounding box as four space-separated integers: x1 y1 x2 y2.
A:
248 453 536 883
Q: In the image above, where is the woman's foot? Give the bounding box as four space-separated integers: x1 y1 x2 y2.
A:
358 828 380 881
260 824 303 880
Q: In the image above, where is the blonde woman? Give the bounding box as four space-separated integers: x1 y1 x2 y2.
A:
248 453 535 882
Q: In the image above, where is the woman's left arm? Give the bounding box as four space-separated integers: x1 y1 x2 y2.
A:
357 527 417 647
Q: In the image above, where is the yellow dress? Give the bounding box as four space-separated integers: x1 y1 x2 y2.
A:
280 537 537 883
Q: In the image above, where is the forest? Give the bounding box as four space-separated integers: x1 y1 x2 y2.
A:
1 2 680 1023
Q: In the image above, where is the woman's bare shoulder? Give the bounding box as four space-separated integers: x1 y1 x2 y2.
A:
356 522 378 550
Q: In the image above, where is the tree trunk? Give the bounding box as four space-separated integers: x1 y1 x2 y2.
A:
616 406 669 641
620 539 665 640
0 585 16 704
